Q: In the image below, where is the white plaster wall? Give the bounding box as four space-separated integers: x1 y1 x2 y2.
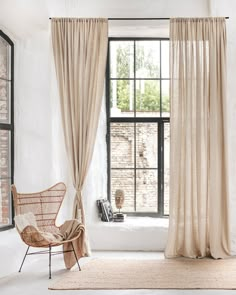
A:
13 30 74 224
14 31 53 192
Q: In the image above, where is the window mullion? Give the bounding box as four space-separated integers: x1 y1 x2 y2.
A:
134 40 137 212
0 124 13 130
160 40 162 117
158 123 164 215
106 40 111 202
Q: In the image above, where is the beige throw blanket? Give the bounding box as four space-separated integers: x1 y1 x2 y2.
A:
59 220 85 269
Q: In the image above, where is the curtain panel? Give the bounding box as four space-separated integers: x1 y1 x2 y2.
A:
51 18 108 266
165 18 230 259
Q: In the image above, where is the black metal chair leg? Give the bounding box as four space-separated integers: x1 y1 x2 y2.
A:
19 246 30 272
71 241 81 271
49 245 52 279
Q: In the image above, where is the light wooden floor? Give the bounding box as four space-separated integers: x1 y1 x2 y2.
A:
0 251 235 295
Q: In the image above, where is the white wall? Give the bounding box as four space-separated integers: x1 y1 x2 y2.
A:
3 0 235 271
14 32 53 191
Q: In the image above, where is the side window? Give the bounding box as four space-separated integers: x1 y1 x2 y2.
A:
0 30 14 230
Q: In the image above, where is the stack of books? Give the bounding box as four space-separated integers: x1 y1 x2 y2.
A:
113 213 126 222
96 199 114 222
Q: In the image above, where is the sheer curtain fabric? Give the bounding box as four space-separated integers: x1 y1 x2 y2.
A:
165 18 231 259
51 18 108 255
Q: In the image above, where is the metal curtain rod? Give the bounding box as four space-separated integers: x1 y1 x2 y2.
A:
108 17 229 20
49 17 229 20
108 18 170 20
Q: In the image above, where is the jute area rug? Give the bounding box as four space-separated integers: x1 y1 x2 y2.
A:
49 258 236 290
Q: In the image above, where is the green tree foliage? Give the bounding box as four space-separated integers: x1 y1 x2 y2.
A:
136 81 159 111
111 42 170 113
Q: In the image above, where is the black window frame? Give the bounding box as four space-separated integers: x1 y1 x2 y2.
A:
106 37 169 217
0 30 14 231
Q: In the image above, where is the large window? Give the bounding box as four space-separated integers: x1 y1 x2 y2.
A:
107 38 170 217
0 30 14 230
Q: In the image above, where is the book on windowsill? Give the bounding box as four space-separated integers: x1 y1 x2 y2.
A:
113 213 126 222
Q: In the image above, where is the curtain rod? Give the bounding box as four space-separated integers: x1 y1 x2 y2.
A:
49 17 229 20
108 17 229 20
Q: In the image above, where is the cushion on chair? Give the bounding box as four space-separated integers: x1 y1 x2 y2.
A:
14 212 38 233
15 212 63 245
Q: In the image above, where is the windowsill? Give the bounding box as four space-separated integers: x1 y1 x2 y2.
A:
89 216 169 251
91 216 169 228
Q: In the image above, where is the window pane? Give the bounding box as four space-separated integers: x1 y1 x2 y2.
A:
0 178 11 227
136 80 160 117
110 41 134 78
0 130 11 178
161 80 170 116
164 123 170 215
161 41 169 78
0 37 11 80
136 123 157 168
110 123 134 168
136 170 158 212
0 80 10 123
136 41 160 78
111 169 134 212
110 80 134 117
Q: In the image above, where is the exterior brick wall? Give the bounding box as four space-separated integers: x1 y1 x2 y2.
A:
110 118 170 214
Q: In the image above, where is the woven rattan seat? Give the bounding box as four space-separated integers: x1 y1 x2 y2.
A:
12 182 84 279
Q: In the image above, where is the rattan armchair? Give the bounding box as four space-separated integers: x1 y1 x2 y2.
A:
12 182 84 279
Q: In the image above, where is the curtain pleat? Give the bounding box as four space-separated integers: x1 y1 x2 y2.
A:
165 18 230 259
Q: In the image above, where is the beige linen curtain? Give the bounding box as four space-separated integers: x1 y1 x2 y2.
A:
51 18 108 256
165 18 230 259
